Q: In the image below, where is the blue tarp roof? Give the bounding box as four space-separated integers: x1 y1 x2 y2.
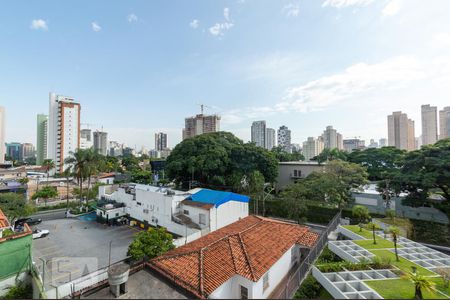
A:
187 189 249 208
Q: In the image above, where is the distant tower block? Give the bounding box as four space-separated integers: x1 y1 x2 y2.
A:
108 263 130 298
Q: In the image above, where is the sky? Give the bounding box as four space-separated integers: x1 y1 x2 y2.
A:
1 0 450 150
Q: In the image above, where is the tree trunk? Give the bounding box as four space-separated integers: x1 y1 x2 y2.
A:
394 238 399 261
373 227 377 244
66 179 70 212
415 285 422 300
79 175 83 204
87 175 91 205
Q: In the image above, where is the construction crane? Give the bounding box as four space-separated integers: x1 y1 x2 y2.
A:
197 103 212 115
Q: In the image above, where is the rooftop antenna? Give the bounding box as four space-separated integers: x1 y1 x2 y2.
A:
197 103 212 115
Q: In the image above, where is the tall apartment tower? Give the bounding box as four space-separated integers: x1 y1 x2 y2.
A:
251 121 266 148
93 131 108 156
439 106 450 140
155 132 168 151
387 111 415 151
265 128 276 150
421 104 438 146
302 137 324 161
0 106 5 164
47 92 81 173
321 126 343 150
182 114 221 140
80 129 92 149
379 138 387 148
36 114 48 165
22 143 35 159
277 125 292 153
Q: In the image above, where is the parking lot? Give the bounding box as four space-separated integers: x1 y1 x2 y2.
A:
32 216 138 288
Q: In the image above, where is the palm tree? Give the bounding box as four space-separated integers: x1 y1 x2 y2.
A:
83 148 100 201
63 166 72 213
389 226 400 261
65 149 87 205
402 271 436 300
42 159 55 184
367 222 381 245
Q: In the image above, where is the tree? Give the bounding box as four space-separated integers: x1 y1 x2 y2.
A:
389 226 401 262
42 159 55 184
127 227 175 261
385 209 396 220
352 205 370 231
131 170 152 184
65 149 87 204
271 146 304 162
436 268 450 289
312 148 348 164
17 178 29 185
281 182 308 224
166 132 278 190
0 193 35 225
32 186 58 206
62 166 72 212
366 222 381 244
402 271 436 300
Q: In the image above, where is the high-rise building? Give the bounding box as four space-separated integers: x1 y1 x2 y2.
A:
47 92 81 173
277 126 292 153
93 131 108 156
379 138 387 148
182 113 221 140
368 139 378 148
109 141 123 157
155 132 168 151
343 139 365 152
321 126 343 150
421 104 438 146
265 128 276 150
251 121 266 148
80 129 92 149
22 143 35 159
36 114 48 165
387 111 415 151
439 106 450 140
0 106 5 164
302 137 324 161
291 143 301 152
6 143 22 161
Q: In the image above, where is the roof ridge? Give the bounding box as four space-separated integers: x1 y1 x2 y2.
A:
199 249 205 297
227 237 239 274
237 232 257 281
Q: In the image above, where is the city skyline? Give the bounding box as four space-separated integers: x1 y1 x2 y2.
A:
1 1 450 149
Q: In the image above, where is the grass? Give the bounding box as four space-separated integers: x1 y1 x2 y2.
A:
365 278 450 299
354 238 399 249
369 250 436 276
342 225 375 239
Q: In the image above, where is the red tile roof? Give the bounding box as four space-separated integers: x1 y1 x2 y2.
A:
148 215 319 298
98 172 116 179
0 209 9 228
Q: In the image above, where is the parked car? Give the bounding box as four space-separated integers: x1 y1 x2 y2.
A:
15 217 42 227
32 229 49 239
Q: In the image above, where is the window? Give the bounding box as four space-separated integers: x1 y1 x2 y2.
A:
199 214 206 225
115 213 119 217
297 169 302 177
263 273 269 291
293 170 298 177
183 210 189 215
137 202 142 206
240 286 248 300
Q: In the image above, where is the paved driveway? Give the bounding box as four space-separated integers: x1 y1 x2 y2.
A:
32 217 137 288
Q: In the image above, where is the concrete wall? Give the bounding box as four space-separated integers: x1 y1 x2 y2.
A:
0 272 28 297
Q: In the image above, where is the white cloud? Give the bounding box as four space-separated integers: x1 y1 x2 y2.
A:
208 8 234 36
431 32 450 49
283 3 300 17
322 0 375 8
189 19 199 29
30 19 48 31
382 0 402 16
91 22 102 32
127 14 138 23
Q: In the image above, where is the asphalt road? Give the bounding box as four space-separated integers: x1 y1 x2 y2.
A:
31 209 67 221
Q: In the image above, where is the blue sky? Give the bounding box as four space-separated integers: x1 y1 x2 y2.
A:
1 0 450 149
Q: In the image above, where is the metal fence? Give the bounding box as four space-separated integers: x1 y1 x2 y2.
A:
272 210 342 299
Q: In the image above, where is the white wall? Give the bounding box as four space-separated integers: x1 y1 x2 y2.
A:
210 201 249 232
98 177 114 185
180 204 210 229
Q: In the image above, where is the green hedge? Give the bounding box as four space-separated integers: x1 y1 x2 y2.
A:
410 219 450 247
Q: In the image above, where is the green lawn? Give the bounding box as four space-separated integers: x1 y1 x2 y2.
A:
365 278 449 299
354 238 399 249
342 225 374 239
369 250 436 276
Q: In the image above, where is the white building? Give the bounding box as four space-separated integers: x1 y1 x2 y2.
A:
80 129 92 150
47 93 81 173
321 126 343 150
277 125 291 153
265 128 276 150
251 121 266 148
0 106 5 164
387 111 415 151
93 131 108 155
343 138 365 153
148 215 319 299
421 104 438 146
439 106 450 140
302 137 324 161
98 184 249 242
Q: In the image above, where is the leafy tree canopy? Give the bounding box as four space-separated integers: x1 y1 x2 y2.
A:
166 132 278 190
127 227 175 261
271 146 304 162
32 186 58 200
312 148 348 164
0 193 35 224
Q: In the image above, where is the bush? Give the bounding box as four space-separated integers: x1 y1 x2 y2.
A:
295 275 322 299
316 248 343 264
410 219 450 247
1 229 14 238
3 282 32 299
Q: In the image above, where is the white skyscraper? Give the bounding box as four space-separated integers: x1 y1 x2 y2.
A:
265 128 276 150
277 125 292 153
251 121 266 148
0 106 5 164
80 129 92 150
48 92 81 173
302 137 324 161
387 111 415 151
93 131 108 156
439 106 450 140
421 104 438 146
321 126 343 150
